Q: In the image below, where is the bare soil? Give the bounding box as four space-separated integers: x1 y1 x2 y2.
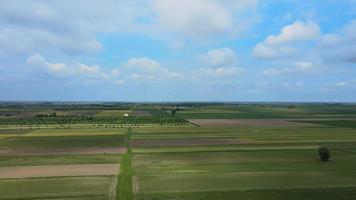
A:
0 164 118 179
0 147 127 156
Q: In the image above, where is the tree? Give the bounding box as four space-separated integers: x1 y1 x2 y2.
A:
318 146 330 161
171 109 177 116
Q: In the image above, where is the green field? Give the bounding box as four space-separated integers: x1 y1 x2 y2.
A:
0 103 356 199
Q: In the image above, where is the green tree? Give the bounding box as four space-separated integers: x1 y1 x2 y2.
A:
318 146 331 161
171 109 177 116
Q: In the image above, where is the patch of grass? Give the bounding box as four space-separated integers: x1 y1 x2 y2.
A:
135 187 356 200
297 120 356 128
0 176 114 200
0 129 30 134
25 128 127 137
135 170 356 193
0 154 121 167
117 152 133 200
0 135 126 149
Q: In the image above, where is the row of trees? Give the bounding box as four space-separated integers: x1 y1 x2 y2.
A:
0 115 188 126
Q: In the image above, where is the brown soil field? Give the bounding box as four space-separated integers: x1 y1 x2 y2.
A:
0 147 127 156
189 119 318 128
0 164 118 179
130 138 249 147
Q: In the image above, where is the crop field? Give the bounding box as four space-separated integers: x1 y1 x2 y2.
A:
0 103 356 199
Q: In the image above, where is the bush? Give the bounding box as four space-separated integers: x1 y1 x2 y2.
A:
318 146 331 161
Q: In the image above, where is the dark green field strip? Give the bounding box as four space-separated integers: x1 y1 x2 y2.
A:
0 154 121 167
0 135 126 149
0 176 114 200
176 105 356 119
135 186 356 200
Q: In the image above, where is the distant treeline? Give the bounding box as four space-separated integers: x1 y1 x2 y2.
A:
0 115 188 126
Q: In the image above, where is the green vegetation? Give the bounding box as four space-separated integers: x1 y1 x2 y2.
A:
118 152 133 200
0 176 115 200
319 146 331 161
117 128 134 200
1 102 356 200
0 154 121 167
0 135 126 149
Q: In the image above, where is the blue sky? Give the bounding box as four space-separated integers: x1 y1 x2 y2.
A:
0 0 355 102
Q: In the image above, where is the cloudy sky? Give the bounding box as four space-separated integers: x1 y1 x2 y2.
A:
0 0 355 102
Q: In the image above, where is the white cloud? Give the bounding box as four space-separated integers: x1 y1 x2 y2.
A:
335 80 356 88
263 61 316 76
123 57 183 80
264 21 320 45
114 80 126 85
200 48 237 67
253 43 296 59
253 21 320 59
0 1 147 55
152 0 259 38
77 64 101 74
204 67 245 76
125 57 162 72
130 73 155 80
153 0 232 37
321 20 356 63
27 53 109 79
199 48 245 77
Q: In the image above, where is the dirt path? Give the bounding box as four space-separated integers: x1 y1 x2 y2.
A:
0 164 119 179
0 147 127 156
189 119 318 128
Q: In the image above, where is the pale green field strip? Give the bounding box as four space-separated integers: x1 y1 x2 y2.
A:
24 128 127 137
134 150 356 175
132 145 320 153
134 161 356 175
0 176 115 200
134 170 356 193
0 164 119 179
0 154 121 167
0 147 127 156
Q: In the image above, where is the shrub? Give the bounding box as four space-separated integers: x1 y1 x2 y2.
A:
318 146 331 161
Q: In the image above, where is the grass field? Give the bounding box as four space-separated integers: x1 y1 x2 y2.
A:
0 176 116 200
0 103 356 199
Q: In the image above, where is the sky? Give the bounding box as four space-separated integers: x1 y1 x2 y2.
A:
0 0 355 102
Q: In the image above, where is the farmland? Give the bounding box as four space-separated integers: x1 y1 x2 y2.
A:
0 102 356 199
